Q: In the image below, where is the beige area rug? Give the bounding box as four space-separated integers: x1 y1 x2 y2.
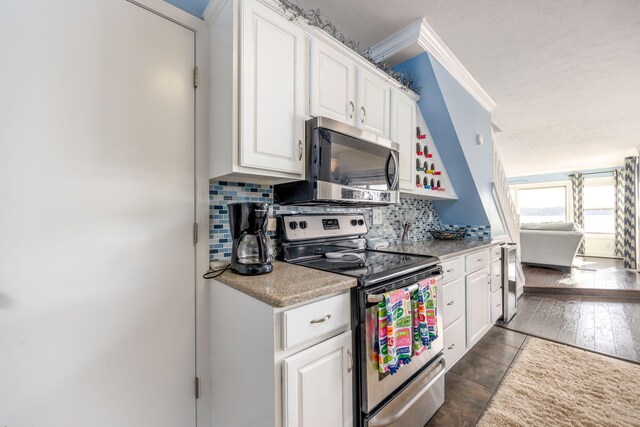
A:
478 338 640 427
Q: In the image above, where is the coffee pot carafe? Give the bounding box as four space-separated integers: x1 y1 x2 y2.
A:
228 202 274 275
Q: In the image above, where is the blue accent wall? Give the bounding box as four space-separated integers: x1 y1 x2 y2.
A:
395 53 501 231
164 0 210 17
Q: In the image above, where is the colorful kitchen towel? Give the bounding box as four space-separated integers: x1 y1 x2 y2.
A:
377 288 413 375
412 278 438 356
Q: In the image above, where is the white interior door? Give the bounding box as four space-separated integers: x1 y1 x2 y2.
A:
0 1 196 426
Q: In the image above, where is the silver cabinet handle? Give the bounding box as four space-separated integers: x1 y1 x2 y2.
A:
310 314 331 324
446 301 454 306
347 348 353 373
477 258 483 262
298 140 303 161
448 344 455 350
348 101 355 119
496 304 501 307
360 106 366 123
446 269 454 273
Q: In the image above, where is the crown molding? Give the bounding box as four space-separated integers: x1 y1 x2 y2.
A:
370 18 497 112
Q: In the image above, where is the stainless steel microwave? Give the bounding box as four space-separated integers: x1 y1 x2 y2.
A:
274 117 400 206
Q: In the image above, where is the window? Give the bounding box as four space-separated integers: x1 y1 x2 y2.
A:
584 180 615 234
516 186 567 224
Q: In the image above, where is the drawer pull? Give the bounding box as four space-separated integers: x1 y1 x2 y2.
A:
477 258 483 262
446 269 454 273
496 304 501 307
347 348 353 373
448 344 455 350
446 301 454 306
310 314 332 324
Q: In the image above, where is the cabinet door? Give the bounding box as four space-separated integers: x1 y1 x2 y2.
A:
391 90 416 190
490 260 502 292
466 267 491 348
357 68 390 136
240 0 306 175
284 331 353 427
310 39 356 125
491 288 503 323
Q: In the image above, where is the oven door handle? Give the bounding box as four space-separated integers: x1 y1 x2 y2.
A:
384 151 399 190
368 356 446 427
366 274 443 303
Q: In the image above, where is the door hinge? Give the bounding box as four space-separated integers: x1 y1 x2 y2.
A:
194 376 200 399
193 222 199 245
193 66 199 88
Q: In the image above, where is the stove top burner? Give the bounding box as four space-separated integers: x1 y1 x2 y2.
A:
295 250 439 285
279 213 440 286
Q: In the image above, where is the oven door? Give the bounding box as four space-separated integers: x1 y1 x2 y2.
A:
360 274 444 413
309 117 400 205
365 354 445 427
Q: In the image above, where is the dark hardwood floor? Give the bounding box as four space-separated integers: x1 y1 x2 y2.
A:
523 256 640 298
502 293 640 362
426 327 529 427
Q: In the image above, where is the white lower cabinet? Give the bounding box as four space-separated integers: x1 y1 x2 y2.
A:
491 288 503 323
283 331 353 427
441 277 464 329
443 317 466 370
466 267 492 348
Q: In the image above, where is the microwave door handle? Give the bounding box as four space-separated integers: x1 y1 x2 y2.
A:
385 152 399 190
392 152 399 189
384 153 393 188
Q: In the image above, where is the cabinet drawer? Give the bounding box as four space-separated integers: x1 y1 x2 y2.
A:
490 245 502 261
490 260 502 293
465 249 490 272
441 277 464 328
282 293 350 350
440 257 464 283
443 317 466 370
491 288 503 323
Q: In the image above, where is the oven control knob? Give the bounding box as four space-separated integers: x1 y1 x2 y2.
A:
299 221 308 229
351 219 358 226
357 219 365 226
289 221 298 230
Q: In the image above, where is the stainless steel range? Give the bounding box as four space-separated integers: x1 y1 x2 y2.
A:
279 213 446 427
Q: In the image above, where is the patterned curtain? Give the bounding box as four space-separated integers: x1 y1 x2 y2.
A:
622 156 638 270
571 173 585 255
613 169 625 257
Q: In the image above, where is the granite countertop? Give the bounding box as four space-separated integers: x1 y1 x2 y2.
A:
215 261 357 308
379 239 502 261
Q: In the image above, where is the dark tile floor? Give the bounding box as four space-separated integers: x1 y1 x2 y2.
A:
503 293 640 362
523 257 640 298
426 327 528 427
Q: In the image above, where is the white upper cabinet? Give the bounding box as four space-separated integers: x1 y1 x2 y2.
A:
240 0 306 175
391 89 416 190
310 37 392 138
310 39 356 125
357 68 390 136
208 0 307 181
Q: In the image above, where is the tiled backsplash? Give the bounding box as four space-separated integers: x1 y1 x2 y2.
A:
209 181 489 262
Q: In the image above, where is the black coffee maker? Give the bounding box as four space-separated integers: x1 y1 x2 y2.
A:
228 202 274 275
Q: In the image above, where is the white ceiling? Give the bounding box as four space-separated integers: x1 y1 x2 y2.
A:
298 0 640 177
